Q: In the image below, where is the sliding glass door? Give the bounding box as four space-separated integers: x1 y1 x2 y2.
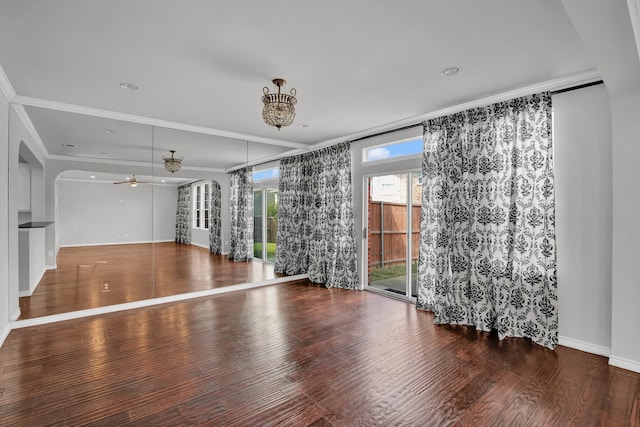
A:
366 172 421 298
253 188 278 262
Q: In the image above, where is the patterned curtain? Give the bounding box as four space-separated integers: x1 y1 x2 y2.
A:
209 180 222 254
228 167 253 262
417 92 557 349
275 142 359 289
175 183 191 245
275 154 309 275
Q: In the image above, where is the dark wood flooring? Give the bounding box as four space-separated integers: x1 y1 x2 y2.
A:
2 280 639 425
19 242 278 319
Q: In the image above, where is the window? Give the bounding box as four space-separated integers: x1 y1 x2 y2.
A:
253 167 279 182
363 137 423 163
193 182 210 229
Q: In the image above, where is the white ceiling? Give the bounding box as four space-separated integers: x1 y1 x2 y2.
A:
0 0 598 172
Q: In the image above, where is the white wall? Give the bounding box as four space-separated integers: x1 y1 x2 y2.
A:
562 0 640 373
58 180 176 246
153 184 178 242
0 87 10 344
44 159 230 259
554 85 612 354
8 107 46 322
191 228 210 250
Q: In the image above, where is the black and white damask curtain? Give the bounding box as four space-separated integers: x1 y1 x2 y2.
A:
175 183 191 245
417 92 558 349
228 166 253 262
209 180 222 255
275 142 359 289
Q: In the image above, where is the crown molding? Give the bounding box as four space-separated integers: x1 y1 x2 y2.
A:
11 95 308 150
0 64 16 101
58 177 186 187
627 0 640 63
225 146 310 173
47 153 226 173
1 65 49 161
10 103 50 160
312 69 602 150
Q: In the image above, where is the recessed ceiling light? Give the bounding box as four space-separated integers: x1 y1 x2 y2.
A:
120 82 139 91
105 129 118 134
90 175 96 179
441 66 460 77
161 179 166 183
62 143 76 148
297 123 309 128
100 152 109 155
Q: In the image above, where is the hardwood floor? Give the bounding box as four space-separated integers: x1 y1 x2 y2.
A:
19 242 279 319
2 280 639 426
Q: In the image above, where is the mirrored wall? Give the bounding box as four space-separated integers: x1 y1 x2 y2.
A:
10 105 292 320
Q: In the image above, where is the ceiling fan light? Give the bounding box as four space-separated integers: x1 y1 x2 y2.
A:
162 149 183 173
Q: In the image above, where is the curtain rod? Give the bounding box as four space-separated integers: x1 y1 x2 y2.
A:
348 122 423 144
550 80 604 95
349 80 605 145
230 79 605 173
347 80 605 145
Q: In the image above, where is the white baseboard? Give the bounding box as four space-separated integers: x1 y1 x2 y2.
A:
60 240 174 248
11 274 309 329
609 355 640 373
558 335 611 357
10 307 21 321
191 242 209 250
46 263 57 270
19 290 32 297
30 266 46 295
0 323 11 347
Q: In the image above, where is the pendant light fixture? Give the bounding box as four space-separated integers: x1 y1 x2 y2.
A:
261 78 297 130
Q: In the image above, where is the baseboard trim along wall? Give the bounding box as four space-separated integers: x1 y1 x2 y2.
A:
10 274 309 329
191 242 209 250
10 307 20 322
59 239 175 248
609 355 640 374
558 335 611 358
0 324 10 348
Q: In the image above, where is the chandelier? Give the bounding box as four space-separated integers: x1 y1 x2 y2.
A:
162 150 183 173
261 78 297 130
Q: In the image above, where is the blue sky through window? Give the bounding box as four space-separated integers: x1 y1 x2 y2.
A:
253 167 280 181
366 138 423 162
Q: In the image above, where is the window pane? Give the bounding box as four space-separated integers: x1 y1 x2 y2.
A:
365 138 422 162
204 210 209 229
253 167 280 182
266 188 278 263
253 190 263 259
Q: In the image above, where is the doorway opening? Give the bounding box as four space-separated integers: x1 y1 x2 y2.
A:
365 172 421 299
253 187 278 263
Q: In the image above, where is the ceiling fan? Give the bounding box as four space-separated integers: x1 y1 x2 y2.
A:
113 175 149 188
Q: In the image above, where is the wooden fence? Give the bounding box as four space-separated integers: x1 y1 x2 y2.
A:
368 201 420 268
